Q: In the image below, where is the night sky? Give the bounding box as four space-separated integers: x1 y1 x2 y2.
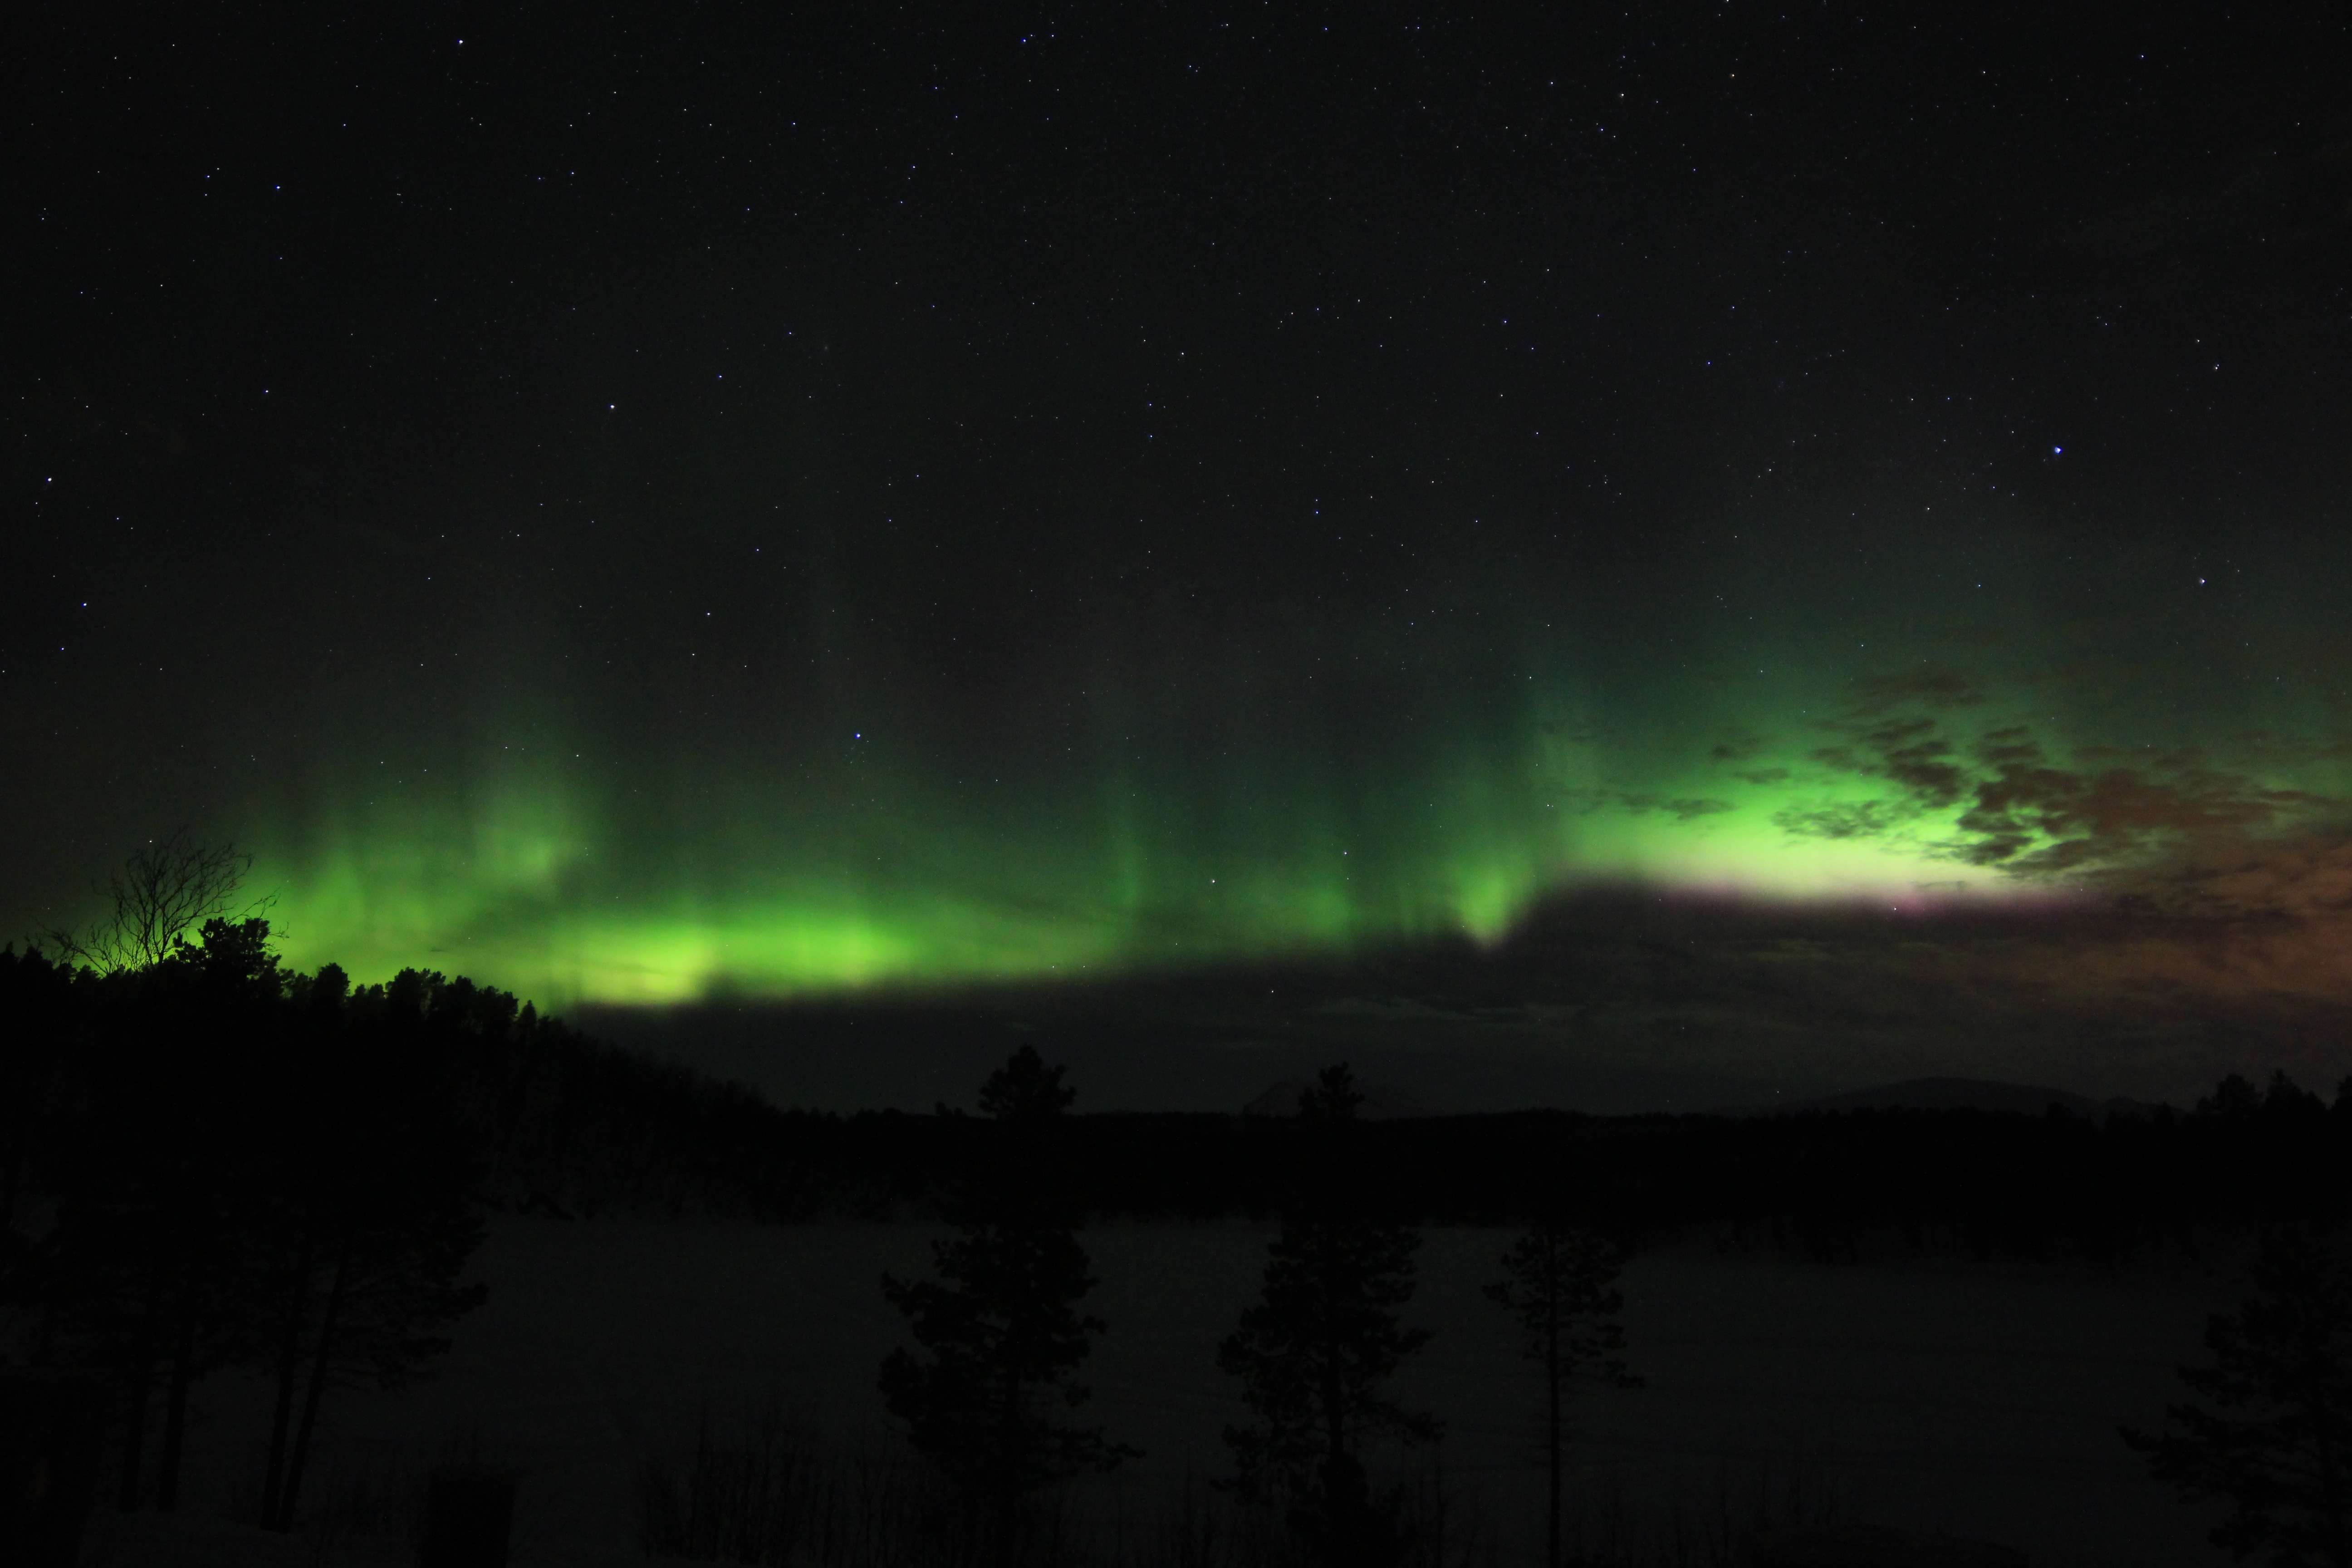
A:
10 5 2352 1106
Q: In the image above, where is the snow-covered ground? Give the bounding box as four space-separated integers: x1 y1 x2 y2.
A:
78 1217 2243 1566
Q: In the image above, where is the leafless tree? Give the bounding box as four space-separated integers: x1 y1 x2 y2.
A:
45 831 265 973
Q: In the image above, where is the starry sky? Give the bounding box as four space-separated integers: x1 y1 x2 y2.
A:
8 4 2352 1105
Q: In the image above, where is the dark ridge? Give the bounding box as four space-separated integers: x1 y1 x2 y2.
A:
1715 1077 2116 1120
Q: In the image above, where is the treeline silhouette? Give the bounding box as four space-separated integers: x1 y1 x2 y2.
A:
746 1073 2352 1260
0 919 821 1532
2 937 812 1232
8 905 2344 1563
14 929 2346 1278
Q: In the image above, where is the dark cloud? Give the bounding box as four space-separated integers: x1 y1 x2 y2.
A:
1793 688 2339 876
1955 733 2327 873
1573 790 1733 822
1814 716 1970 808
1774 802 1904 841
2122 834 2352 925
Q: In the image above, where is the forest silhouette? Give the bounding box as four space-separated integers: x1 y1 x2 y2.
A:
8 858 2352 1565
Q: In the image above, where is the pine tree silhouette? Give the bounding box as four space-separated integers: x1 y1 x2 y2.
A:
879 1047 1134 1567
1218 1063 1437 1568
1485 1220 1642 1568
2123 1224 2352 1566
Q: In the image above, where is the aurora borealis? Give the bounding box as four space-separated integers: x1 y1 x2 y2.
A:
10 5 2352 1098
238 579 2352 1008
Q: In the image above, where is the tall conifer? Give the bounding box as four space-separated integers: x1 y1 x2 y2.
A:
2125 1225 2352 1566
879 1047 1132 1567
1484 1220 1641 1568
1218 1063 1437 1568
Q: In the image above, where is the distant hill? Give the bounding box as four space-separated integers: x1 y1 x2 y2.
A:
1237 1073 2174 1122
1719 1076 2165 1122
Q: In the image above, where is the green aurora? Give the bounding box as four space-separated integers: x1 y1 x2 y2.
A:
14 8 2348 1024
244 556 2352 1007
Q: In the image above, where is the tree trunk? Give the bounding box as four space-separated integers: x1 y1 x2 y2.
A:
1432 1441 1447 1568
1545 1300 1562 1568
994 1365 1021 1568
0 1109 26 1238
260 1230 315 1530
2317 1396 2347 1568
155 1242 208 1510
277 1233 351 1531
1321 1230 1348 1568
486 1028 540 1199
115 1262 166 1512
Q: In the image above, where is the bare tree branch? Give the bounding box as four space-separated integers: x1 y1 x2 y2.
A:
44 830 268 972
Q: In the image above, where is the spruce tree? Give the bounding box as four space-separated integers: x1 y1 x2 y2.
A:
878 1047 1132 1567
1484 1220 1641 1568
2124 1225 2352 1566
1217 1063 1437 1568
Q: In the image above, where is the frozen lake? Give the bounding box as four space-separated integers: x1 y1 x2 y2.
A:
89 1215 2247 1567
